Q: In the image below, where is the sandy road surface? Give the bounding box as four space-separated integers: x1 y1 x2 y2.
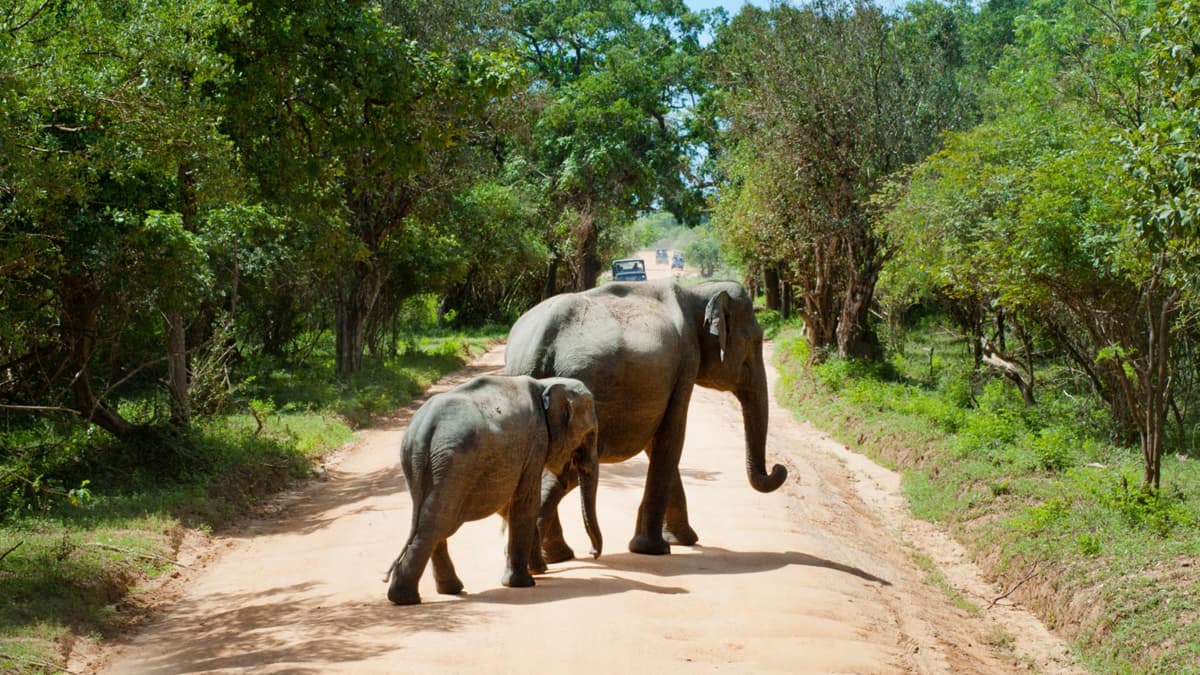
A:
95 265 1083 674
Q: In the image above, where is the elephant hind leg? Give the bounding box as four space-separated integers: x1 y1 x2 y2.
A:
663 468 699 546
388 532 433 605
538 467 578 564
389 484 462 605
432 540 464 595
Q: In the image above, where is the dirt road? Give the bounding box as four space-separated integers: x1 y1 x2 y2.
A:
95 267 1082 673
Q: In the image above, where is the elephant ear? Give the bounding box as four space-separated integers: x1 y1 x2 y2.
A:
542 382 571 442
705 291 732 363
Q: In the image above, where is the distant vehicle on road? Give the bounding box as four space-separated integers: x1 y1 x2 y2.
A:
671 252 684 270
611 258 647 281
655 248 669 265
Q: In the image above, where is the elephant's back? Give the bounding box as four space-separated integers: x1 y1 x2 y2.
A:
509 293 677 373
504 290 687 461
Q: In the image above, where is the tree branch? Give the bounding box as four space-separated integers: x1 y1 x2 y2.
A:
989 559 1044 609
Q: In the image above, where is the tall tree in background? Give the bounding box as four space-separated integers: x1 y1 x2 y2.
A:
509 0 708 293
709 0 970 359
218 0 518 375
884 0 1198 488
0 1 243 434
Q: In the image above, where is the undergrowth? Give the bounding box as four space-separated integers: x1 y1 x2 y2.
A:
0 329 499 673
773 319 1200 674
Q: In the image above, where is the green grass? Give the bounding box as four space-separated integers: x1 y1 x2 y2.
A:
0 328 500 673
773 319 1200 674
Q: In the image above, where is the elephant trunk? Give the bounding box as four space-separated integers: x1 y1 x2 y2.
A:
576 432 602 558
739 360 788 493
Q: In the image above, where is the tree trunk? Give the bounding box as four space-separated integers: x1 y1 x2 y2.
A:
61 277 137 437
799 239 840 360
335 260 383 377
571 208 600 291
763 265 781 311
165 162 199 427
165 312 190 426
543 254 560 300
835 232 884 361
1141 287 1181 490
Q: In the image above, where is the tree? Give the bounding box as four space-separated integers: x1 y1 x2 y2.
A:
509 0 708 293
884 0 1196 488
217 0 519 375
709 0 971 359
0 0 244 434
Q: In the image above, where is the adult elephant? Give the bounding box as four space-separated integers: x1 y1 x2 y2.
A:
504 280 788 559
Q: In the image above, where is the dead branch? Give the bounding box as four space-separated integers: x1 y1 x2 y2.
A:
981 336 1036 406
83 542 191 569
0 403 83 416
0 540 23 565
989 559 1043 609
0 652 76 674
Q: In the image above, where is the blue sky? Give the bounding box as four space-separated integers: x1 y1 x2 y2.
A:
683 0 905 14
684 0 766 13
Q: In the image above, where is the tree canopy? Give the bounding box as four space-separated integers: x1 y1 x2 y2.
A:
4 0 1200 490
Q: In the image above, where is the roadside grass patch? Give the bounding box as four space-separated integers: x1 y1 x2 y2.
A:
772 320 1200 673
0 329 497 672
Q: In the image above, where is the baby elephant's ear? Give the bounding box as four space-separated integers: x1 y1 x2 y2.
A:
542 382 570 437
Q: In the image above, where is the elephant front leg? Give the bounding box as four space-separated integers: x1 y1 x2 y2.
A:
663 468 699 546
537 467 578 564
502 473 541 588
631 389 692 556
629 471 672 556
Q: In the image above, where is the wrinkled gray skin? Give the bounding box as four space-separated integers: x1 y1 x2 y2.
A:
505 280 787 559
386 375 601 605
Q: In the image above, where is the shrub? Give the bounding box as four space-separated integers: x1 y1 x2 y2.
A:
1094 478 1195 537
1030 426 1076 472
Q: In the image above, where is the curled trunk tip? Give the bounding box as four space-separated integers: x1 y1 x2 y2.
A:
749 464 788 493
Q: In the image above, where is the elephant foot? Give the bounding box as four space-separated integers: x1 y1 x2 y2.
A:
387 582 421 606
435 577 464 595
541 539 575 564
628 533 671 556
501 569 536 588
663 524 699 546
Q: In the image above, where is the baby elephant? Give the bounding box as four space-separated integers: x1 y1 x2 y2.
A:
386 375 601 605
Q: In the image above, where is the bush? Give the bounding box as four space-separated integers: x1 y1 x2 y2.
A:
1094 477 1195 537
1029 427 1076 472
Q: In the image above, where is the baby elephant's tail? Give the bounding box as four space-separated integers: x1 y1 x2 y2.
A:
382 554 403 584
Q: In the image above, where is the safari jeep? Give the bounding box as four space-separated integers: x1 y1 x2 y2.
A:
611 258 647 281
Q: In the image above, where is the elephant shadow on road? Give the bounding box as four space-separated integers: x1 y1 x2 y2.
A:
597 457 723 489
114 582 493 674
460 573 687 605
117 573 685 674
586 545 891 586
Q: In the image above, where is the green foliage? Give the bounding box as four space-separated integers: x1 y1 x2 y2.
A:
774 318 1200 672
709 0 973 357
1093 478 1196 537
684 226 723 277
510 0 709 289
881 0 1194 488
0 325 488 670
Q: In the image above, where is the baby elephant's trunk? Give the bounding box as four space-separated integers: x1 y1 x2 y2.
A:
576 434 602 557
